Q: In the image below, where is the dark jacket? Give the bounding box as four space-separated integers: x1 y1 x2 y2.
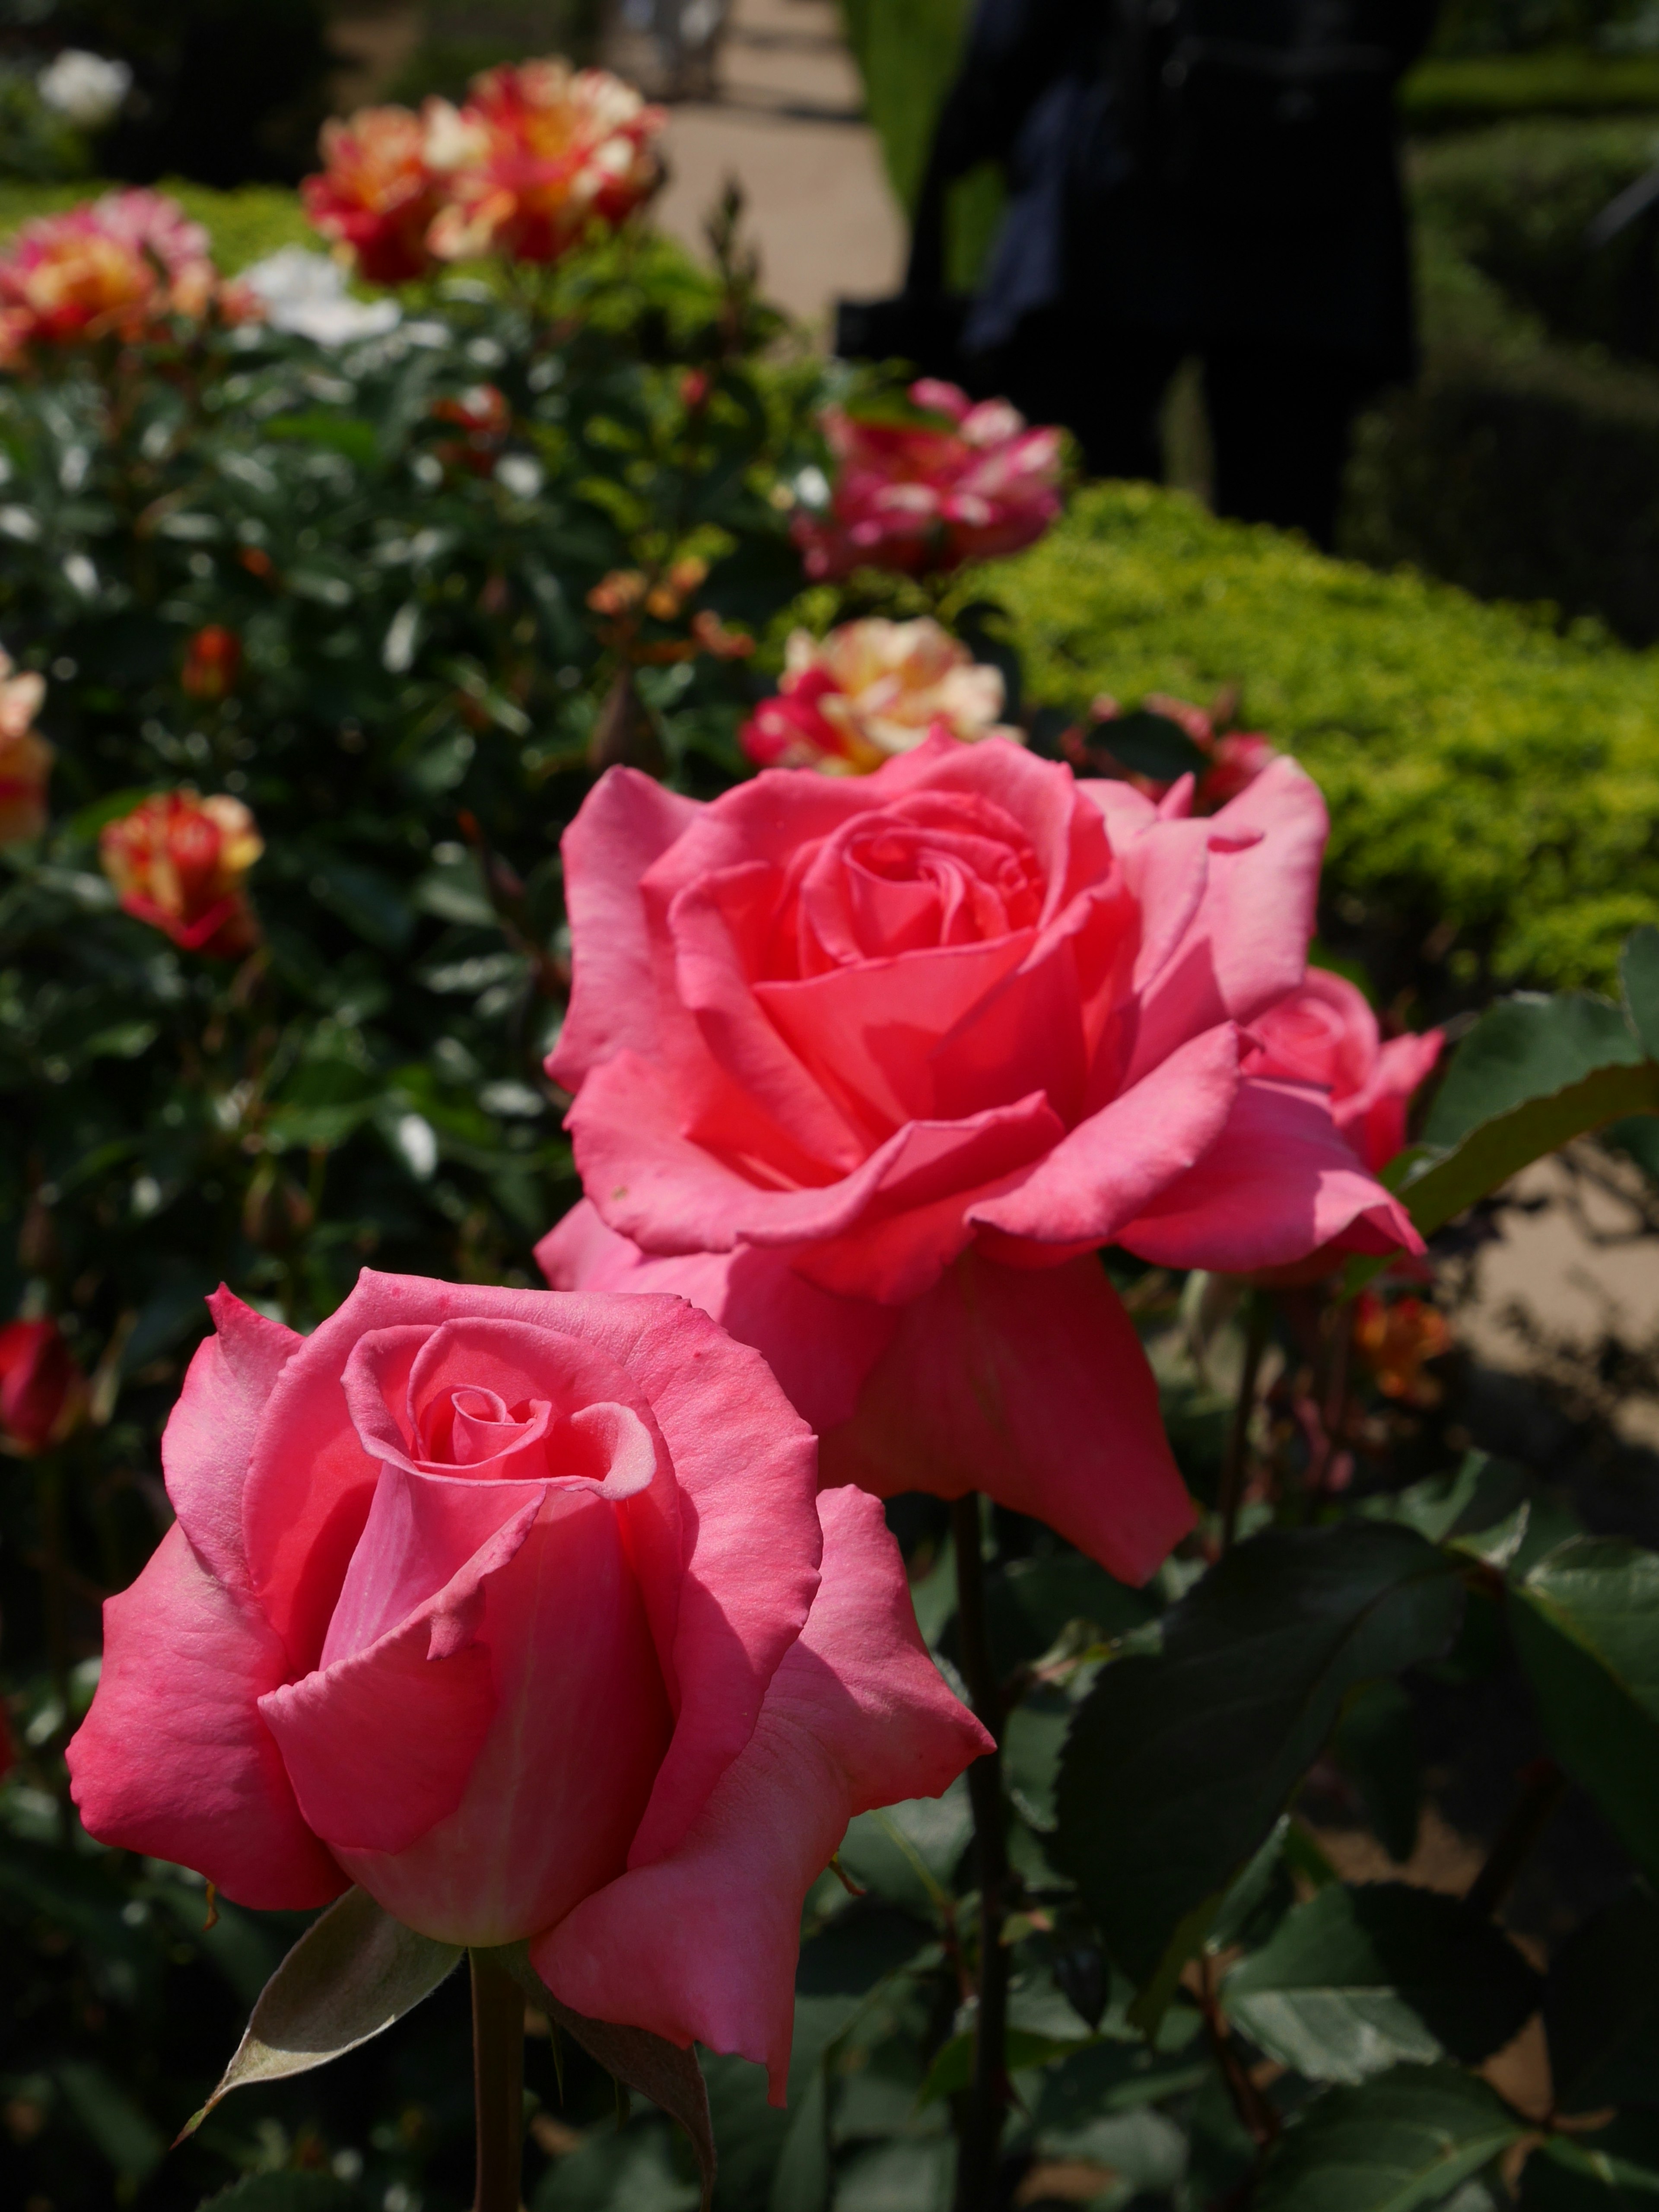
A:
932 0 1440 376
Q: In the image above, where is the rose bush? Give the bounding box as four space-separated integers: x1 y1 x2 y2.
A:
66 1274 986 2090
0 189 239 364
538 735 1420 1573
740 617 1015 774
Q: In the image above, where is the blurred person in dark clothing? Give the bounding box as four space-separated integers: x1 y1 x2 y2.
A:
922 0 1441 547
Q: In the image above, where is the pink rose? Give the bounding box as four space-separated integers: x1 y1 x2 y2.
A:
1242 968 1443 1174
791 380 1063 581
67 1276 986 2091
538 736 1420 1576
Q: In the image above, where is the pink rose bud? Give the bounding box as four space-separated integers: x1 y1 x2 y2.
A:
67 1280 988 2090
0 1317 84 1456
791 378 1064 582
1243 968 1443 1175
538 738 1422 1577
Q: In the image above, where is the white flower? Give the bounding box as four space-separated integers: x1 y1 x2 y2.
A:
37 50 132 131
238 248 402 346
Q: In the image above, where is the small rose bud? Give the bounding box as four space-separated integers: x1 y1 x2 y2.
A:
99 790 263 958
0 1318 84 1456
181 626 243 703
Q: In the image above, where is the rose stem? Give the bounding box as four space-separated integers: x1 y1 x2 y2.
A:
469 1951 524 2212
1219 1293 1271 1554
949 1491 1009 2212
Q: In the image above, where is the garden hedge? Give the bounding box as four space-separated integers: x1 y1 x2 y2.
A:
990 481 1659 999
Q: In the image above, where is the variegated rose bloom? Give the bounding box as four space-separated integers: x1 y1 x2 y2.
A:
425 60 664 265
303 107 446 286
0 651 51 845
0 190 225 363
741 618 1017 774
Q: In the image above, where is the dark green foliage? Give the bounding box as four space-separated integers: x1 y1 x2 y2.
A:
1052 1523 1465 1991
1223 1885 1540 2083
1544 1891 1659 2114
1255 2065 1528 2212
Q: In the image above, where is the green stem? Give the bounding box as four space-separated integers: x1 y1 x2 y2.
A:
1219 1295 1270 1554
950 1494 1008 2212
470 1951 524 2212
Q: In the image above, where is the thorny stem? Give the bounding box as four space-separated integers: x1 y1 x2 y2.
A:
1465 1758 1567 1922
950 1493 1010 2212
1219 1295 1271 1554
470 1950 524 2212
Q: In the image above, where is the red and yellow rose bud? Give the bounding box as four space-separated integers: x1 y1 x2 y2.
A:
0 651 52 845
181 625 243 703
741 617 1016 774
0 1318 85 1456
302 107 445 286
99 790 264 959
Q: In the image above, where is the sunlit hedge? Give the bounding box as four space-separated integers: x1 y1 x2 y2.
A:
992 482 1659 996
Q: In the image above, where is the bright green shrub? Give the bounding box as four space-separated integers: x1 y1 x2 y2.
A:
1403 48 1659 127
989 481 1659 993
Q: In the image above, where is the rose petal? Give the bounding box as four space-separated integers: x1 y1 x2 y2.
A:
970 1023 1241 1248
1116 1076 1424 1270
820 1249 1194 1581
547 766 701 1095
162 1287 301 1587
535 1201 898 1435
532 1486 989 2098
66 1523 346 1910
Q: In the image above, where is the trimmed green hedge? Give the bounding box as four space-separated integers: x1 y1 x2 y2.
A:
1402 49 1659 129
989 482 1659 997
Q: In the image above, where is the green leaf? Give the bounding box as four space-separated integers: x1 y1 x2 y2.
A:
1257 2065 1527 2212
1545 1890 1659 2115
1223 1884 1540 2085
1094 708 1209 782
917 2022 1094 2107
1620 928 1659 1059
54 2059 166 2182
1520 2117 1659 2206
1510 1537 1659 1885
306 855 415 953
1346 985 1659 1293
534 2122 700 2212
1423 992 1646 1150
1333 1681 1422 1863
200 2177 366 2212
1052 1523 1464 2003
985 1552 1155 1672
505 1948 715 2212
179 1888 461 2136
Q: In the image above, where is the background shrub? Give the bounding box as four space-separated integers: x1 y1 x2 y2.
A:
988 481 1659 1000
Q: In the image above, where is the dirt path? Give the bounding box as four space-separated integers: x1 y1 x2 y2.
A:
643 0 905 331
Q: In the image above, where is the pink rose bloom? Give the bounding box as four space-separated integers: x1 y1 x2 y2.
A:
741 617 1017 775
304 107 446 286
67 1276 985 2091
1243 968 1443 1175
537 736 1420 1576
792 380 1063 582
